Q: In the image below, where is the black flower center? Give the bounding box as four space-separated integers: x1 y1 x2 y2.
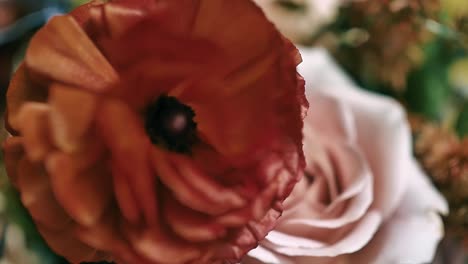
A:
145 95 197 153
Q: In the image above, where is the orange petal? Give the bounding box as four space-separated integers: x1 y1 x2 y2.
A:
70 0 108 26
96 99 158 225
191 143 232 178
152 148 237 215
16 157 50 207
215 181 279 227
46 152 113 227
111 161 142 224
191 0 276 71
2 137 25 187
6 64 47 132
89 2 146 38
74 209 122 251
163 192 227 242
16 102 52 161
16 157 73 231
48 83 98 153
54 134 107 172
123 223 202 264
25 190 74 232
169 152 245 209
99 27 226 109
26 15 118 92
37 225 99 264
75 210 152 264
183 80 278 164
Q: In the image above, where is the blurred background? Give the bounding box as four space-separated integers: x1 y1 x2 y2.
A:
0 0 467 263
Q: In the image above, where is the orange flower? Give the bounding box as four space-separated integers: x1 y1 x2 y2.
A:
3 0 306 263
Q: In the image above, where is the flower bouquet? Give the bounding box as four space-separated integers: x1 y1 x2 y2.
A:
0 0 466 264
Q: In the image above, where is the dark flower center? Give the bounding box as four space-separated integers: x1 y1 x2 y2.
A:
145 95 197 153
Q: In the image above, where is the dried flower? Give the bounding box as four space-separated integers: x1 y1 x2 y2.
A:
327 0 439 91
412 116 468 247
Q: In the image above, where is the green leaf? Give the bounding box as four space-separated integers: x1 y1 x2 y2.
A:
456 102 468 137
406 38 454 120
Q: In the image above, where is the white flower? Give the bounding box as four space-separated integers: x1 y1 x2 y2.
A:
252 0 343 42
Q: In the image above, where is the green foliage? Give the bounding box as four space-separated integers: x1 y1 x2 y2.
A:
1 185 66 263
405 38 454 121
456 102 468 137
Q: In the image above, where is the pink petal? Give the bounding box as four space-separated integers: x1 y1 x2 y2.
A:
299 48 409 219
281 143 373 230
304 91 356 142
265 211 381 257
245 246 295 264
350 161 447 264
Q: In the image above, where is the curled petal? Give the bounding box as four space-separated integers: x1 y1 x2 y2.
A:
350 162 448 264
298 48 410 218
48 84 98 153
75 210 144 263
152 148 240 215
97 99 158 225
16 157 73 231
16 157 50 209
6 64 48 132
263 212 382 257
284 143 373 229
124 224 202 264
169 153 246 209
16 103 52 162
46 152 113 227
111 164 141 225
26 15 118 92
163 192 227 242
38 226 100 263
245 246 295 264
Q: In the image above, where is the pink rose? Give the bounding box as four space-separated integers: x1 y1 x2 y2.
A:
244 48 448 264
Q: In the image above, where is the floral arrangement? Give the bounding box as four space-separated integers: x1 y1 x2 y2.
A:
0 0 466 264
